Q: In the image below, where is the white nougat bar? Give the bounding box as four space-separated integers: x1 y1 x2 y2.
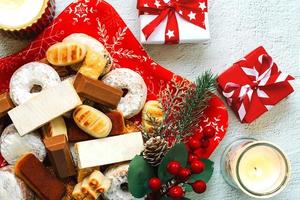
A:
8 81 82 136
75 132 144 169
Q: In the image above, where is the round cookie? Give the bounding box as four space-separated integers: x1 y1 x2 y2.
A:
0 124 46 165
0 165 35 200
104 163 135 200
9 62 60 105
102 68 147 118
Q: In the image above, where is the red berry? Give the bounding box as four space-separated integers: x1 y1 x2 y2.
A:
168 186 185 198
193 148 205 158
178 168 191 181
167 161 181 175
203 126 215 138
188 137 201 149
191 180 207 193
188 154 199 163
192 133 202 140
148 177 162 191
200 138 210 148
190 160 205 174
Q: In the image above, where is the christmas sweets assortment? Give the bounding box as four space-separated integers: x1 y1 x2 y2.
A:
0 0 295 199
0 31 220 200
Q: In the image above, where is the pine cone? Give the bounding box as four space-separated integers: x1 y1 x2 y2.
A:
143 136 169 166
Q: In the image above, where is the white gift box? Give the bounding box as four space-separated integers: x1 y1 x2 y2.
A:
139 12 210 44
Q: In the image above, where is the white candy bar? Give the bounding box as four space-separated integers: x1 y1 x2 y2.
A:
75 132 144 169
8 81 82 136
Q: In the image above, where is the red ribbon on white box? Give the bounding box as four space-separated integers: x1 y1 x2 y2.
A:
222 54 293 121
137 0 207 44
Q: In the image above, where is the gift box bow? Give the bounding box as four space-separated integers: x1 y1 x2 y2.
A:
137 0 207 44
222 54 294 122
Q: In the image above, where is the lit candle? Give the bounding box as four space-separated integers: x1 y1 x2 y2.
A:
221 139 290 198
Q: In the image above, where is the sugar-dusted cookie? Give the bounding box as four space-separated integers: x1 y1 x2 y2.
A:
0 124 46 165
102 68 147 118
9 62 60 105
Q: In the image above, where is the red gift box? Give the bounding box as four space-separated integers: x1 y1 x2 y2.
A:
0 0 228 167
217 46 294 123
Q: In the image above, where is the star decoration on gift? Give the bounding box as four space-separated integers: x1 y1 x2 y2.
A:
144 3 149 7
199 2 206 10
178 10 183 15
154 0 161 8
188 11 196 20
166 29 175 39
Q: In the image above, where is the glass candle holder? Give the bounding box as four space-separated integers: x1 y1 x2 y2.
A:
221 138 290 198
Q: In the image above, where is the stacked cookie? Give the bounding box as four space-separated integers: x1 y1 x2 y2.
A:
0 33 163 200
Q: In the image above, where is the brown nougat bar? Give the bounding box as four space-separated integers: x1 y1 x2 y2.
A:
65 118 94 142
105 110 126 135
43 135 76 178
73 73 123 109
0 92 14 118
15 153 66 200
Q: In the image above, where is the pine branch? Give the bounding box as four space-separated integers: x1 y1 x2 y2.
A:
144 71 216 145
174 71 217 143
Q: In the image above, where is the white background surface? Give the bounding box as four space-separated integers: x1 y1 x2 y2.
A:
0 0 299 199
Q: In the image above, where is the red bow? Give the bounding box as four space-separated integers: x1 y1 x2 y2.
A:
137 0 207 44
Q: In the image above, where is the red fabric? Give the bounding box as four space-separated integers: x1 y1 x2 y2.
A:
0 154 7 168
137 0 207 44
0 0 227 166
217 46 294 123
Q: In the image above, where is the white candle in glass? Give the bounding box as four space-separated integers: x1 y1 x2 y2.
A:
221 139 290 198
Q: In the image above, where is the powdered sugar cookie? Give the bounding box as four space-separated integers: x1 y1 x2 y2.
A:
9 62 60 105
104 163 135 200
0 165 35 200
102 68 147 118
0 124 46 165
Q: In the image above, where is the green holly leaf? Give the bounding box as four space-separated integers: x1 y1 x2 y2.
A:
183 183 193 192
128 155 155 198
188 158 214 183
161 196 171 200
158 143 188 182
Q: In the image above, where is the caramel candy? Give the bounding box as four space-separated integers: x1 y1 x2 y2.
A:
142 100 164 134
15 153 66 200
0 93 14 118
77 166 100 183
74 73 123 109
43 135 76 178
46 42 87 66
106 111 126 135
66 119 94 142
125 120 141 133
72 182 85 200
73 105 112 138
79 49 107 80
88 170 111 193
72 170 110 200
